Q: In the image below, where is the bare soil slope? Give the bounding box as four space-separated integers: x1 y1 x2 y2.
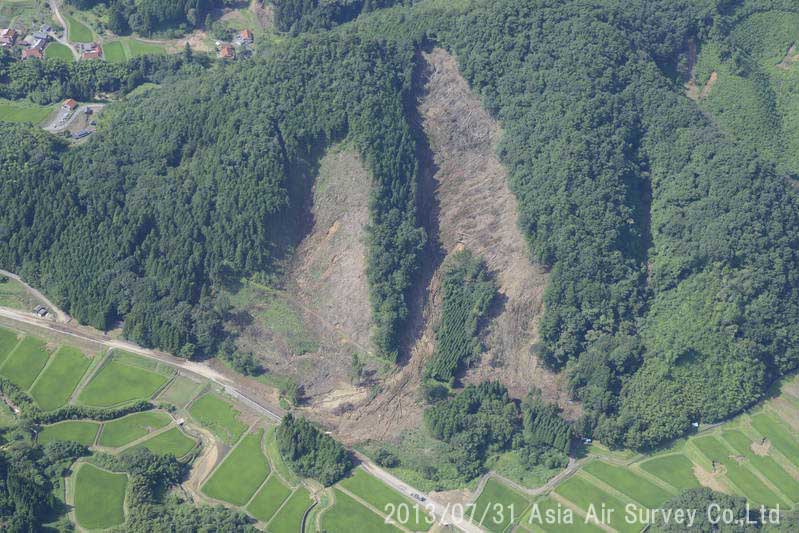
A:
333 48 575 444
234 145 373 402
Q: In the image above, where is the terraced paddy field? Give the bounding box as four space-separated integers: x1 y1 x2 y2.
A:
638 454 700 491
321 489 401 533
470 478 531 532
38 420 100 446
30 346 92 410
77 355 171 407
582 461 672 508
202 428 269 505
246 474 292 523
64 12 93 42
339 468 432 531
268 487 313 533
158 376 204 408
127 426 197 458
554 475 641 533
0 327 20 363
98 410 172 448
518 498 604 533
189 392 247 444
73 464 127 530
0 336 51 390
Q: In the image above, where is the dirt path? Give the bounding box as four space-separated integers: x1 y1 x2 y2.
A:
0 269 71 323
47 0 80 58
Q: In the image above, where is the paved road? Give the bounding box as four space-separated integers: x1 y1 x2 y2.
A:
47 0 80 59
0 302 479 532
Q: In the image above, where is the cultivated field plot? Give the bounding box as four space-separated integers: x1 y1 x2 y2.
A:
45 42 73 61
158 376 204 408
692 435 785 508
751 413 799 469
64 12 93 42
321 489 401 533
722 430 799 502
246 474 292 523
202 429 269 505
267 487 313 533
554 476 640 533
638 454 700 491
30 346 92 410
0 336 51 390
189 392 247 445
339 468 432 531
127 426 197 458
98 410 172 448
582 461 672 508
38 420 99 446
471 478 530 533
103 40 126 62
73 464 127 530
518 498 604 533
0 327 20 364
77 355 171 407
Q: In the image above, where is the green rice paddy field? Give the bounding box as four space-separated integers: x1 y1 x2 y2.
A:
77 356 170 407
30 346 92 410
73 464 127 529
189 392 247 444
202 429 269 505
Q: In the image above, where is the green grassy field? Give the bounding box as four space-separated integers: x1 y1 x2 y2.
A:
471 478 530 533
0 99 56 124
78 359 169 407
583 461 672 508
265 426 300 486
44 42 73 61
98 410 172 448
128 426 197 458
158 376 203 408
127 38 166 57
339 468 432 531
189 393 247 444
103 40 126 62
0 327 20 365
321 489 401 533
246 474 292 523
0 336 51 390
639 454 700 491
554 476 640 533
73 464 127 529
38 420 99 446
693 436 785 507
268 487 312 533
30 346 92 410
202 429 269 505
518 498 604 533
722 430 799 502
751 413 799 468
64 13 93 42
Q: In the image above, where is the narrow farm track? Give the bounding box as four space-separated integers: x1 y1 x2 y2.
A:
0 269 71 323
0 298 480 532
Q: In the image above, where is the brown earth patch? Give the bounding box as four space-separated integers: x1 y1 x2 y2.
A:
169 30 213 53
778 44 799 70
232 145 376 408
751 438 771 457
332 47 574 444
251 0 274 30
694 464 728 493
699 71 718 99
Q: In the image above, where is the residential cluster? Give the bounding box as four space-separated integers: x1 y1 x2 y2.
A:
216 28 253 60
1 24 52 60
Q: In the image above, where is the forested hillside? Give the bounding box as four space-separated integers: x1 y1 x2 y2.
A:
2 0 799 450
0 34 424 360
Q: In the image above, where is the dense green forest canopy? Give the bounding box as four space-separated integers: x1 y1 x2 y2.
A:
2 0 799 450
276 414 352 485
65 0 235 35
